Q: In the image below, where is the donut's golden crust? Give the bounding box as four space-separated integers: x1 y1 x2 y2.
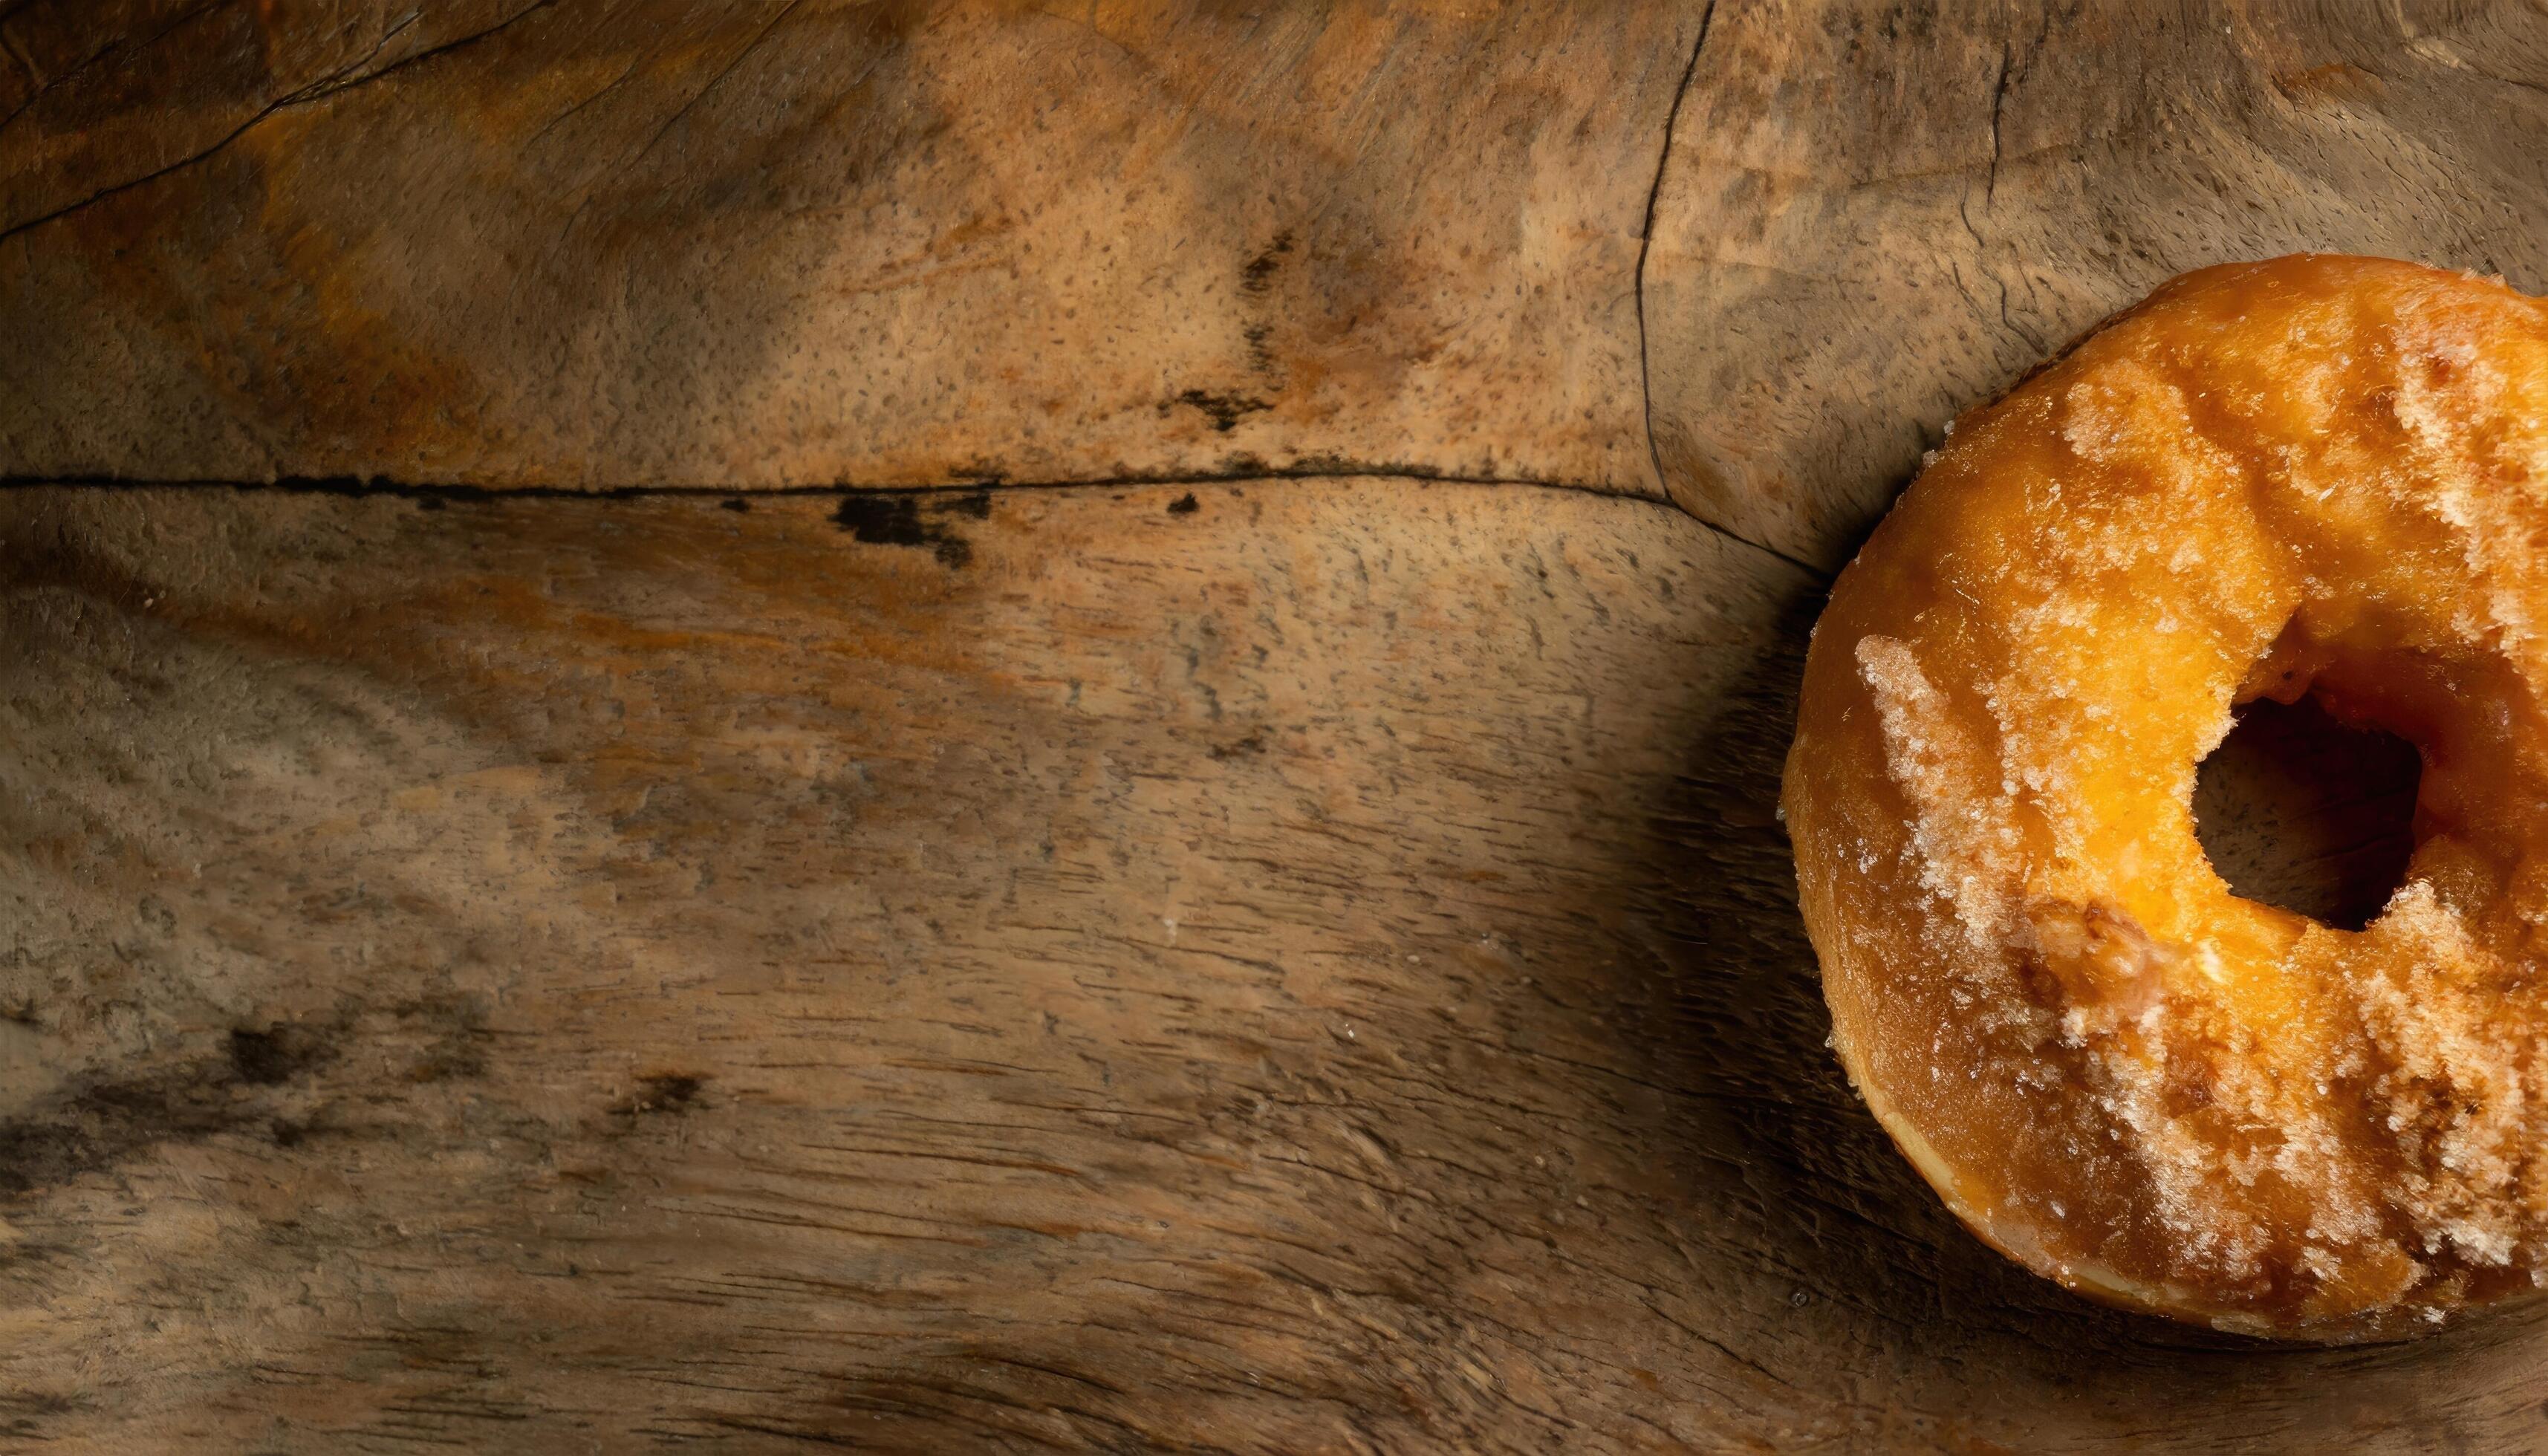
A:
1784 256 2548 1342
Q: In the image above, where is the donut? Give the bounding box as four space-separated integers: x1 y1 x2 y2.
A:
1782 255 2548 1342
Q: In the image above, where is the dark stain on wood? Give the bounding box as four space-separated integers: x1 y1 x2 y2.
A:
1241 230 1294 296
230 1024 333 1087
1 1024 331 1196
614 1073 709 1118
1206 727 1264 759
1166 389 1273 432
830 493 983 567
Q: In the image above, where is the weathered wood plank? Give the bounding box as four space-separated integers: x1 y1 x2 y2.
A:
1645 0 2548 568
3 482 2544 1452
0 0 1703 492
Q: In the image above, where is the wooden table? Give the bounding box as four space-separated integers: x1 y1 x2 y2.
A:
6 2 2548 1449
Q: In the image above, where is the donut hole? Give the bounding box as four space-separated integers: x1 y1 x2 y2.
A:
2193 692 2421 931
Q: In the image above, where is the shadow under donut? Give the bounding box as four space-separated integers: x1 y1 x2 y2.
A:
1610 571 2548 1443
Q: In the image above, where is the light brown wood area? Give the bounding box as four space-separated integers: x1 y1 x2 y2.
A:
9 1 2548 1451
0 0 1706 493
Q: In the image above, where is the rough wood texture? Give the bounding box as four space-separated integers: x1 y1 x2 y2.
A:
1645 0 2548 568
1 0 1703 492
10 0 2548 1451
12 484 2548 1454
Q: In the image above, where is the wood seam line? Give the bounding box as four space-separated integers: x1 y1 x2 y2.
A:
0 471 1835 580
1633 4 1717 521
1620 1 1821 579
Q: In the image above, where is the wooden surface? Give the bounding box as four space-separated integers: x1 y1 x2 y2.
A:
0 1 1706 494
10 1 2548 1450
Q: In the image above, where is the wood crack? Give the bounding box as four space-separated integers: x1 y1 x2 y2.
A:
0 0 218 137
1633 0 1715 503
1985 39 2011 204
1625 4 1827 581
0 0 565 244
621 0 805 171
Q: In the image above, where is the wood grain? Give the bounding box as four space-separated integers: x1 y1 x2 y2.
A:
10 0 2548 1449
1645 0 2548 568
5 484 2548 1452
0 0 1703 493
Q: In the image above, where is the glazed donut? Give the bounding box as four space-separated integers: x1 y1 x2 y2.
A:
1784 255 2548 1342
